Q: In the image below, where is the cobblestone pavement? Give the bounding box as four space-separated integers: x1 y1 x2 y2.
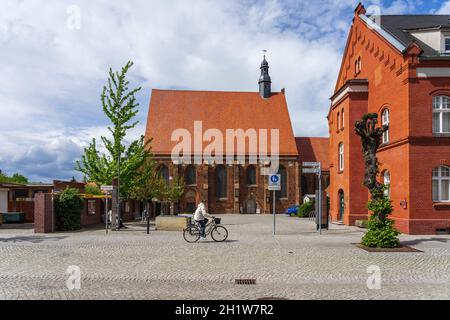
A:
0 215 449 300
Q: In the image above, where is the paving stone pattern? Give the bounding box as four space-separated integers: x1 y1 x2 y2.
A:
0 215 449 300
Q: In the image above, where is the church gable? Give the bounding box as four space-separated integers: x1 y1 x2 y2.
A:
145 56 298 158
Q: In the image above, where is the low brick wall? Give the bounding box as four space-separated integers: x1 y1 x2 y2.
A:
155 215 189 231
82 198 103 226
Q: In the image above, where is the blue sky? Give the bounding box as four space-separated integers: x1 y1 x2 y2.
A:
1 0 450 182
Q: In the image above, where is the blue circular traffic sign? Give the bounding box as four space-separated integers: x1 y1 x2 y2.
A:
270 175 279 183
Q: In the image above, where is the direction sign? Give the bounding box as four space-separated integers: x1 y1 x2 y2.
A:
101 185 113 192
268 174 281 191
303 168 321 174
303 162 321 167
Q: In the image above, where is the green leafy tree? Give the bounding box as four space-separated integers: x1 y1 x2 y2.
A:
0 171 29 184
75 61 151 198
163 176 185 214
54 187 84 231
84 183 103 195
128 156 165 215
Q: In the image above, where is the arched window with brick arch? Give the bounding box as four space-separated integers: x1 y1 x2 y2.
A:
338 143 344 171
215 165 227 199
355 56 362 75
158 164 169 185
432 166 450 202
433 96 450 134
383 170 391 197
246 165 256 186
185 165 196 185
381 108 390 144
337 112 340 131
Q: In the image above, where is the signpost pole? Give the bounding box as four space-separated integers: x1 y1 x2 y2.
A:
147 207 150 235
268 174 280 236
273 190 276 236
101 186 113 234
105 193 108 235
117 153 121 230
318 170 322 235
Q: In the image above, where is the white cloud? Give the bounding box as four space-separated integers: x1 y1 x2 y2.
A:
435 1 450 14
0 0 439 181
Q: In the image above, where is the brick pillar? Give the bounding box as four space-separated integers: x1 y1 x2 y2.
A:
34 193 54 233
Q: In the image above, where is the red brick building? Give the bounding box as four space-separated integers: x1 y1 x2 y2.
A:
328 3 450 234
145 57 300 215
295 137 330 200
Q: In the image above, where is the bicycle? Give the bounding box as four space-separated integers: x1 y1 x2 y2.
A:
183 217 228 243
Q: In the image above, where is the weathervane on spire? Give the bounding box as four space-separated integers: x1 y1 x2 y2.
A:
262 49 267 59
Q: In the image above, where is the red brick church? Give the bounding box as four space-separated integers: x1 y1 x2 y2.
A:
145 56 302 215
328 3 450 234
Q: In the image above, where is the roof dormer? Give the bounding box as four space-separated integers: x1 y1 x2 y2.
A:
408 28 450 55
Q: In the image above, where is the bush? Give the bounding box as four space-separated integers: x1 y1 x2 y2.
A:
55 187 83 231
298 201 314 218
362 216 400 248
84 183 102 195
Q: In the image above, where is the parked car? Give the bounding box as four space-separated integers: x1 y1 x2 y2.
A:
285 205 299 216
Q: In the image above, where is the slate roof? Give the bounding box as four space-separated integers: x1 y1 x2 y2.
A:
369 15 450 57
145 89 298 157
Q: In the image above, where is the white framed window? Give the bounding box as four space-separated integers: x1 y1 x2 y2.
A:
433 96 450 134
445 37 450 53
433 166 450 202
338 143 344 171
383 170 391 197
341 109 345 130
382 109 389 143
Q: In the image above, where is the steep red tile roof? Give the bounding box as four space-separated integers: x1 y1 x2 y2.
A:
145 90 298 157
296 137 330 170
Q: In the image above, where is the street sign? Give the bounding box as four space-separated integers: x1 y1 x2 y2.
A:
268 174 281 236
303 168 321 174
101 185 113 192
303 162 321 167
268 174 281 191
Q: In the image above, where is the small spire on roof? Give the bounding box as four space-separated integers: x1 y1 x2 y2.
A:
259 50 271 98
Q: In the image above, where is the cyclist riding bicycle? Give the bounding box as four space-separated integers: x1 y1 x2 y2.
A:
193 200 213 240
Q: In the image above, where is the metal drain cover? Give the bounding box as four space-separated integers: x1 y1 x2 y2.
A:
235 279 256 285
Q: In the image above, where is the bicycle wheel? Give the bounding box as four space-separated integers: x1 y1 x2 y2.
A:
183 226 200 243
211 226 228 242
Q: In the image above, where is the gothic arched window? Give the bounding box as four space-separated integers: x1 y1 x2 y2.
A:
158 165 169 185
185 165 196 185
215 165 227 198
246 165 256 185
